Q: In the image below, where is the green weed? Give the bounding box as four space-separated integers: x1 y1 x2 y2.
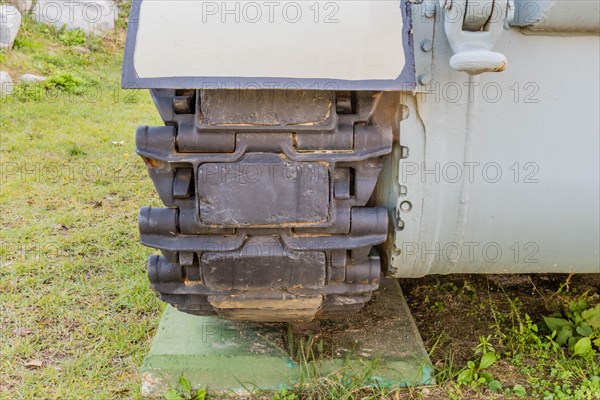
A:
456 344 498 388
272 387 299 400
541 294 600 354
498 281 600 399
57 27 87 46
163 377 206 400
44 72 85 94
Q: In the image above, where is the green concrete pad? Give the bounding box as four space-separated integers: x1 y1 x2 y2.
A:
141 278 434 397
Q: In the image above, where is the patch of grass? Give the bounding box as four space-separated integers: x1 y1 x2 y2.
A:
255 357 414 400
0 11 165 399
12 36 43 52
0 14 123 81
67 143 87 157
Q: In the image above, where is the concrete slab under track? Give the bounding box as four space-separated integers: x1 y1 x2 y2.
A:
141 277 434 397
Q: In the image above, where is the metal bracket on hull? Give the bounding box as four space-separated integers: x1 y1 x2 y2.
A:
441 0 514 74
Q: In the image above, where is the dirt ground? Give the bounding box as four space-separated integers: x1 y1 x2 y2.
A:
397 273 600 399
402 274 600 363
270 273 600 399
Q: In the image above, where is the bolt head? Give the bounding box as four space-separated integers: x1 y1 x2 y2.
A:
420 39 433 53
418 74 432 85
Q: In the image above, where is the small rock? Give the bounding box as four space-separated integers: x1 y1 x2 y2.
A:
8 1 33 14
71 45 91 54
0 5 22 49
0 71 14 97
34 0 118 36
19 73 46 83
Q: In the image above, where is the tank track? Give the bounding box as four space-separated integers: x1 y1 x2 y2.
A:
136 89 393 322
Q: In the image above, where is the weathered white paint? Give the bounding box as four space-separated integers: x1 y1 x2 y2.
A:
380 26 600 275
512 0 600 33
133 0 405 81
442 0 509 75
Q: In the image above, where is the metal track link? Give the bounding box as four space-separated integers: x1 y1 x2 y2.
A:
137 89 395 322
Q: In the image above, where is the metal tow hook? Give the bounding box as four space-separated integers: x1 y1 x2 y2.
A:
441 0 514 75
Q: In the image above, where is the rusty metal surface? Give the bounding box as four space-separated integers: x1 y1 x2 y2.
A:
198 155 330 227
200 90 334 127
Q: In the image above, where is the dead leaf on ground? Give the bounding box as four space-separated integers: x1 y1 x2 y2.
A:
24 360 43 368
13 328 33 336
